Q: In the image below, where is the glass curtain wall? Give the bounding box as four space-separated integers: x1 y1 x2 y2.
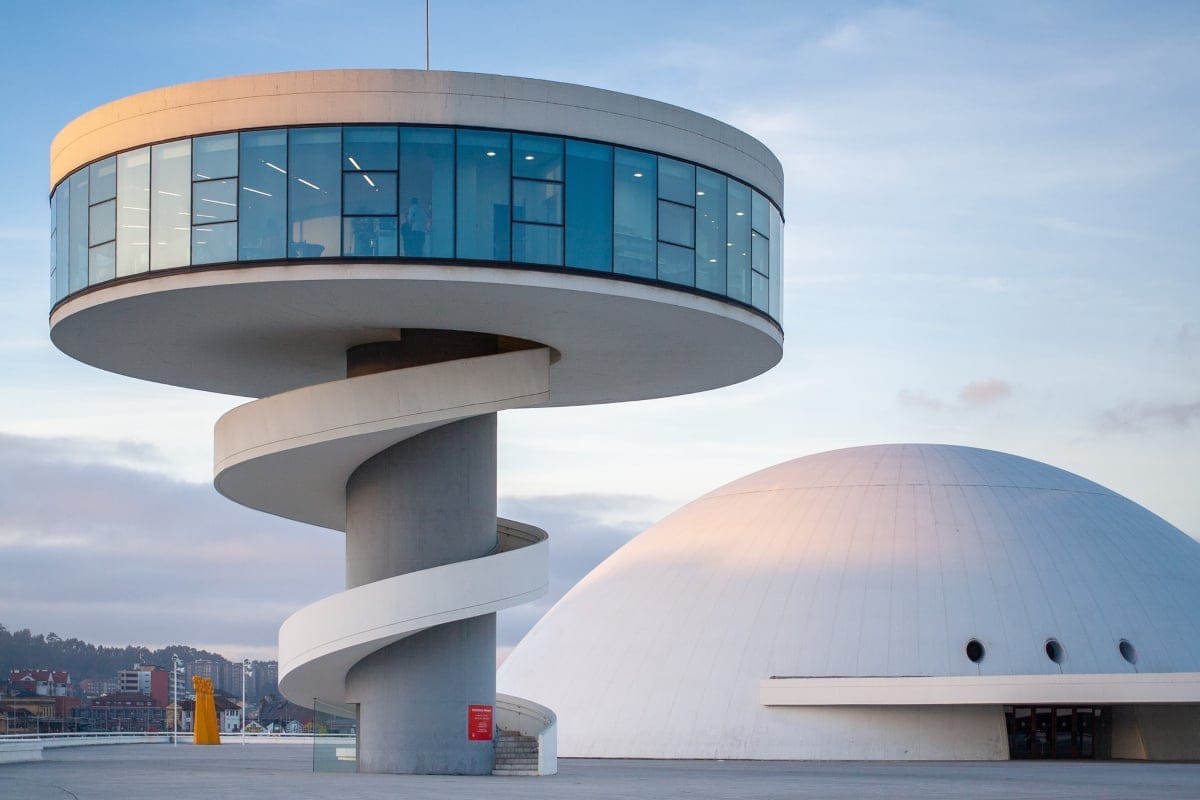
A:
52 125 782 322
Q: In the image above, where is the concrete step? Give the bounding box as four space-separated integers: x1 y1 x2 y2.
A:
493 768 540 776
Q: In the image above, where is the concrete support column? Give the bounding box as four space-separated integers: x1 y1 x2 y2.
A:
343 414 498 775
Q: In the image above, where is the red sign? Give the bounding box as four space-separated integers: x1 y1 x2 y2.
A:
467 704 493 741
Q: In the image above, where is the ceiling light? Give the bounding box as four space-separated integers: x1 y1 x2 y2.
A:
297 178 321 191
347 157 362 171
122 206 149 212
696 191 705 196
265 162 287 174
201 198 236 207
157 190 182 197
633 172 643 178
195 173 210 180
363 175 376 188
736 211 745 216
524 155 535 161
242 187 272 197
708 258 718 263
485 151 497 157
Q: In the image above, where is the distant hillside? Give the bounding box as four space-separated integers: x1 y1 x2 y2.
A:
0 622 232 683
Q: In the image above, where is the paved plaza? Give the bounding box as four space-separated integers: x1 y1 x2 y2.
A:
4 744 1200 800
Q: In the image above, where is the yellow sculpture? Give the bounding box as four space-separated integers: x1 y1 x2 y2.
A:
192 676 221 745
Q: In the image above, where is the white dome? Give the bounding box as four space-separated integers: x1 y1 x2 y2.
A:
498 443 1200 759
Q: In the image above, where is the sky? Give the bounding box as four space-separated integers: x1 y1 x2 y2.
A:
0 1 1196 663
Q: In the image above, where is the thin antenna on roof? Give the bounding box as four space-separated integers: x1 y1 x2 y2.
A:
425 0 431 70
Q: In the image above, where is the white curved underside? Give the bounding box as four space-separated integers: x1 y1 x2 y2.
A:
214 348 551 530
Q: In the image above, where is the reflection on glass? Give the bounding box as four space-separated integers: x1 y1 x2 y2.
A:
752 230 767 276
727 180 751 303
513 134 563 181
751 271 768 312
512 179 562 225
695 168 726 294
343 217 398 257
658 200 693 248
456 130 510 261
193 179 237 224
658 242 693 287
513 223 562 266
344 127 397 171
68 169 89 292
88 242 115 283
55 184 69 298
400 128 453 258
239 129 287 261
614 148 656 278
193 222 238 265
193 134 238 180
752 189 769 236
288 128 341 258
89 199 115 246
117 148 150 276
565 140 612 271
343 172 397 215
150 140 191 270
50 192 58 303
658 158 694 206
90 157 116 203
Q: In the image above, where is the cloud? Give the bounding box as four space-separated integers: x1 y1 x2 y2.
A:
1097 400 1200 434
899 380 1014 412
897 390 945 411
0 432 658 661
958 379 1014 407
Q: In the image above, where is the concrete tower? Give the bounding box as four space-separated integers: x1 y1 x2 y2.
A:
47 70 785 774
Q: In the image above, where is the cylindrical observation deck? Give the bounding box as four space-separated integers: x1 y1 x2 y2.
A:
46 69 785 775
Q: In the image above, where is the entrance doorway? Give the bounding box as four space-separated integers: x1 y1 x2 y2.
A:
1005 706 1111 759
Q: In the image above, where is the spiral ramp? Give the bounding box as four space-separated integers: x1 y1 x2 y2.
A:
214 345 557 774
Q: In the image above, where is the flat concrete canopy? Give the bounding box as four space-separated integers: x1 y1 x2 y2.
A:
6 744 1200 800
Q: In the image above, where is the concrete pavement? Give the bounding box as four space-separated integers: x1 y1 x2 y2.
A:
4 743 1200 800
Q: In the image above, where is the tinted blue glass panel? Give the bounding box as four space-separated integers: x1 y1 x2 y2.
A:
193 134 238 180
49 193 57 303
769 205 782 320
193 179 237 224
565 140 612 272
117 148 150 277
658 158 694 206
400 128 454 258
89 242 115 284
513 134 562 181
614 148 656 278
90 157 116 203
727 180 751 303
752 230 768 276
289 128 341 258
752 189 769 235
54 185 70 298
193 221 238 265
658 200 693 247
343 172 397 215
344 217 398 257
344 127 398 171
695 168 726 294
658 242 694 287
512 179 562 224
456 130 510 261
239 129 288 261
89 199 115 246
150 139 191 270
513 223 563 266
752 270 768 312
68 169 88 292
